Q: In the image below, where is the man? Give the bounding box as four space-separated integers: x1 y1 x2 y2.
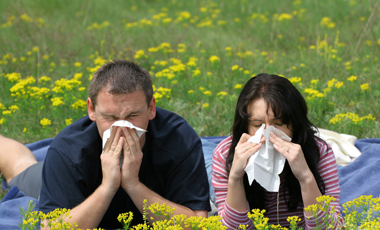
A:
3 60 210 229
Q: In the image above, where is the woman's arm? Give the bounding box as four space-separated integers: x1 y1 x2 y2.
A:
212 136 261 230
270 133 343 229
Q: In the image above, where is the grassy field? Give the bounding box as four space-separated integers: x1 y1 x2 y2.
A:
0 0 379 144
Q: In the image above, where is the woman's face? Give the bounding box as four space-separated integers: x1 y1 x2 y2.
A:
247 98 293 138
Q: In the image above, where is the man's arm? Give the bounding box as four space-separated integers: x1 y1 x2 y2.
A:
41 127 125 229
41 184 115 229
121 127 208 222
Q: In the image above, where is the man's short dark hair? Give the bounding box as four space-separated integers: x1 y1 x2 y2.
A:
89 60 153 108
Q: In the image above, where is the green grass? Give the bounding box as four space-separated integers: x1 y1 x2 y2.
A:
0 0 379 143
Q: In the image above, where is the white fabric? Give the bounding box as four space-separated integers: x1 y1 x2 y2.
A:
102 120 147 149
315 128 361 165
244 124 292 192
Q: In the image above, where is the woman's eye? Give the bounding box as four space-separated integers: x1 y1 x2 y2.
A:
275 123 283 126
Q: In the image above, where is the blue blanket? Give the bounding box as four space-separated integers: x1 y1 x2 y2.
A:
1 137 380 229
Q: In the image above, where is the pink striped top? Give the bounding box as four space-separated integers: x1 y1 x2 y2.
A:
212 136 344 229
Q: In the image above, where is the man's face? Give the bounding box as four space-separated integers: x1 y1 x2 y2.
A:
87 89 156 148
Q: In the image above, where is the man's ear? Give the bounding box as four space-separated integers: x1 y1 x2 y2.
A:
148 97 156 120
87 97 96 121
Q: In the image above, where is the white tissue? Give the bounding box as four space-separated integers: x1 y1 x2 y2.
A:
102 120 147 149
244 124 292 192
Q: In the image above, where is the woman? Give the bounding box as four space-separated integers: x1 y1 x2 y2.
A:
212 74 343 229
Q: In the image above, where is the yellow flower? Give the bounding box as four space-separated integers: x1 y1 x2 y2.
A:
360 83 369 91
192 69 201 76
0 118 3 124
335 81 344 89
65 119 73 126
320 17 335 28
40 118 52 128
5 72 21 82
311 79 319 85
234 84 243 89
74 62 82 67
134 50 146 59
71 100 87 111
209 55 220 63
289 77 302 84
23 127 27 132
310 45 316 49
347 75 357 81
188 90 194 94
51 97 64 106
231 65 239 71
203 90 212 96
94 56 107 65
278 13 293 21
39 76 51 82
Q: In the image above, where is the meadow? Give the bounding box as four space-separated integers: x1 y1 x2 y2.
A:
0 0 379 144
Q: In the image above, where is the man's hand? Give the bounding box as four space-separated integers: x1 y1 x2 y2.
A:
101 127 124 194
120 127 143 192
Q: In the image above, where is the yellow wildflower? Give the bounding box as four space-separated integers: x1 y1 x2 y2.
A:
231 65 239 71
335 81 344 89
71 100 87 111
320 17 335 28
234 84 243 89
360 83 369 91
209 55 220 63
347 75 357 82
65 119 73 126
278 13 293 21
203 90 212 96
40 118 52 128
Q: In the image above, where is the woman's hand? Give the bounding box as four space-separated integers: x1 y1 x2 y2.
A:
229 133 263 182
269 132 313 183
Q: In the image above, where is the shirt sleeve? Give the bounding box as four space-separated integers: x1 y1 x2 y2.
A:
39 147 86 214
212 138 254 230
304 140 345 229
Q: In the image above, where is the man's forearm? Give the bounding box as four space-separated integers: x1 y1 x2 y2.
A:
41 184 116 230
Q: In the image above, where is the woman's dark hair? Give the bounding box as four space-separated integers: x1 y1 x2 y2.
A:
225 73 325 210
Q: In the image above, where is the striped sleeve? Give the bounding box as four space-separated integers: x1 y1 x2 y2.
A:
304 138 345 229
212 136 253 230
